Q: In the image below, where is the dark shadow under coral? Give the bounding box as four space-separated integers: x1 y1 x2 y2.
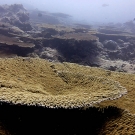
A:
0 103 122 135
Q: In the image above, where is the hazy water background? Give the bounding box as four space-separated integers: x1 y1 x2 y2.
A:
0 0 135 25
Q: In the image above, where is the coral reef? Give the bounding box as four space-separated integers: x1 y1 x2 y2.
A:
1 57 135 134
0 35 34 48
0 22 35 57
0 4 135 71
0 4 32 31
0 3 135 135
0 58 126 108
54 62 135 113
99 110 135 135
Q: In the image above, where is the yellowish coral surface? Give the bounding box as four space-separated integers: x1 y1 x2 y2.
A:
99 110 135 135
55 62 135 113
0 57 127 108
55 62 135 134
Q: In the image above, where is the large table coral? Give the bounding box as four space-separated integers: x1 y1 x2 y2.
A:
0 57 127 108
54 62 135 134
54 62 135 113
1 57 135 135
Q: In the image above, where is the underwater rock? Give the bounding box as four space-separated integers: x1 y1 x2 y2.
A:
0 20 35 58
39 47 64 62
37 13 42 17
117 39 124 43
123 21 135 33
103 40 118 50
108 65 117 71
29 10 60 24
42 33 99 64
41 28 58 38
37 23 75 35
95 26 135 42
1 4 135 75
0 25 35 57
16 11 29 22
0 4 32 31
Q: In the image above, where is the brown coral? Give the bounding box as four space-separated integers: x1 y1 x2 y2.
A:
54 62 135 113
99 110 135 135
0 57 126 108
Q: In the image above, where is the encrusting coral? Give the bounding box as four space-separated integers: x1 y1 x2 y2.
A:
0 57 127 108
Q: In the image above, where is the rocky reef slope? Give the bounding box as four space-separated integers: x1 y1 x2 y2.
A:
0 4 135 73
